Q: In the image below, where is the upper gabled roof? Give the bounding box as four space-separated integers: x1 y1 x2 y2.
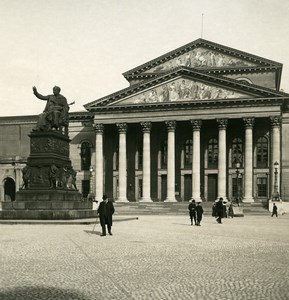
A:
122 38 282 79
84 66 287 111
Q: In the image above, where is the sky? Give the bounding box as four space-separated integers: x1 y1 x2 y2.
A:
1 0 289 116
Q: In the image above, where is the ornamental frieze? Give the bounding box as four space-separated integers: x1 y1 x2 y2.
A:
31 137 69 156
144 47 256 73
120 78 248 105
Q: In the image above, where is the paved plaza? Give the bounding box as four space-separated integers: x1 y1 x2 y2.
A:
1 214 289 300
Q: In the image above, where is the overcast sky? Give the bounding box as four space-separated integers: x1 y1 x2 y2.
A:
1 0 289 116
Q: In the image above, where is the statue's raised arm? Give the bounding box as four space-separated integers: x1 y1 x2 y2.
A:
32 86 49 101
33 86 69 135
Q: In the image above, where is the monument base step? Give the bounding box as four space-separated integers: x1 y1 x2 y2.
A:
0 209 97 220
16 189 82 201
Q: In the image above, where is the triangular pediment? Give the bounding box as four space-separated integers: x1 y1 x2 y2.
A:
142 46 258 74
84 67 286 111
123 39 282 79
112 77 252 106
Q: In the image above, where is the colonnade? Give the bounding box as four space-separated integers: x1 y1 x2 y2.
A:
93 116 281 202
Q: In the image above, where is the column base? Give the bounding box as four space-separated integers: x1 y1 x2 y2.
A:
242 197 254 203
139 197 153 202
92 201 99 210
116 197 129 202
164 197 177 202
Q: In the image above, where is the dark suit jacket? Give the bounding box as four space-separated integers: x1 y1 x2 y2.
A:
97 200 115 226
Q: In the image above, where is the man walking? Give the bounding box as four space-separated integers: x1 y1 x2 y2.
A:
196 202 204 226
215 197 224 224
97 195 115 236
271 203 278 217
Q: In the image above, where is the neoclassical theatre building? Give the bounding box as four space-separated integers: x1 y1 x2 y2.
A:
1 39 289 208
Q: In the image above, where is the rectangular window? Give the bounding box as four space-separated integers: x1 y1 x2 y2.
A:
257 177 267 197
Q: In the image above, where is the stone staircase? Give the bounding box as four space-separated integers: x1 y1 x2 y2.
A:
114 202 270 216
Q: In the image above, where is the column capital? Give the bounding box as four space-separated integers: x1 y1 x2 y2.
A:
93 123 104 134
190 119 202 130
116 123 128 133
216 118 228 129
243 117 255 128
140 122 152 132
165 120 176 131
270 116 281 127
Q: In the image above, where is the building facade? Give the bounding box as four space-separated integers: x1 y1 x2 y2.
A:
1 39 289 208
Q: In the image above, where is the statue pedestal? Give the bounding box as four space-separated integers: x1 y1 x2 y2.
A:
0 131 96 220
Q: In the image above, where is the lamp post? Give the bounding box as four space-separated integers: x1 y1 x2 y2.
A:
235 159 241 206
272 161 280 201
88 166 95 202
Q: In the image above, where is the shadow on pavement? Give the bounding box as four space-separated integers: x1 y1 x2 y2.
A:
0 286 90 300
84 229 101 236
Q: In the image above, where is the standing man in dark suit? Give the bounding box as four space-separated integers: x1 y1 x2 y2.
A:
97 195 115 236
188 199 197 225
215 197 224 224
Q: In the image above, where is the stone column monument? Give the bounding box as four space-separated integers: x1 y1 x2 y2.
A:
0 87 96 219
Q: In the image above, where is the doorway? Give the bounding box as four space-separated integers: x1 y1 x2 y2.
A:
207 174 218 202
4 177 15 201
184 174 192 201
161 175 167 201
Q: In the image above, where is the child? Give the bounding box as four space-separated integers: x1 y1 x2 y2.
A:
196 202 204 226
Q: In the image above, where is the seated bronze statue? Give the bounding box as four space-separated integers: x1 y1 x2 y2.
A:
32 86 73 135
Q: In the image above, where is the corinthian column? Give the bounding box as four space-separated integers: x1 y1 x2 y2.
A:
116 123 128 202
93 123 104 204
270 116 281 195
243 118 254 203
164 121 177 202
216 119 228 201
191 120 202 202
140 122 152 202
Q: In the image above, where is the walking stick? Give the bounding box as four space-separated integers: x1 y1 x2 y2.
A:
92 214 99 232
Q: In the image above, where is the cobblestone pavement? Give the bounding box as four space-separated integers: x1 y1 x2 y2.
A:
1 215 289 300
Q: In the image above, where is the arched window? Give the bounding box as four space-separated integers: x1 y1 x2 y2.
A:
256 137 268 167
81 141 91 171
4 177 15 201
184 139 193 166
208 138 218 168
232 138 243 166
161 140 167 169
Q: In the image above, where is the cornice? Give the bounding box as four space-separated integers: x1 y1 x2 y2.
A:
69 111 94 121
0 115 37 125
88 97 285 114
125 65 281 81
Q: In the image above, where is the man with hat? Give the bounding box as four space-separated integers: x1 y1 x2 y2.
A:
97 195 115 236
